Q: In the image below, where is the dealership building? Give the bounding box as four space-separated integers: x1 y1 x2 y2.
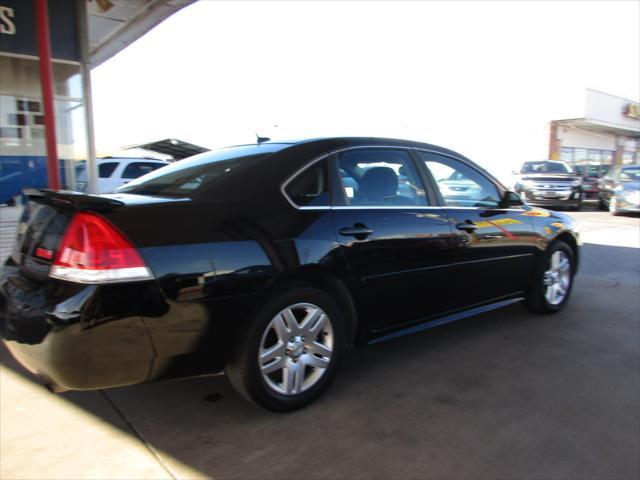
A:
0 0 193 204
549 89 640 177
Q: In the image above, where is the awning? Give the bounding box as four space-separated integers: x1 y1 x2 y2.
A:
556 118 640 138
125 138 209 160
88 0 197 68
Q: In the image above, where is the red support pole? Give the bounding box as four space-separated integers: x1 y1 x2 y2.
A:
34 0 60 190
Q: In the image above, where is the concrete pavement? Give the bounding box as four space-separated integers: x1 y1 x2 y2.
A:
1 206 638 479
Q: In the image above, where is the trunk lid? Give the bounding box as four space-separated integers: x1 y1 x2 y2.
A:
6 189 185 282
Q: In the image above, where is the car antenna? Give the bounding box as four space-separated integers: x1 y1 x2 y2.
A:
255 132 271 144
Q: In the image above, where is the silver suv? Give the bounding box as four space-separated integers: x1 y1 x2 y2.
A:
513 160 582 210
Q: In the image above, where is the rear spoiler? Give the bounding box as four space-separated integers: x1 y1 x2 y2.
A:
24 188 125 212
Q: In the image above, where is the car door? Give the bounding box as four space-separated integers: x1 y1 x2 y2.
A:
417 150 537 309
331 147 460 332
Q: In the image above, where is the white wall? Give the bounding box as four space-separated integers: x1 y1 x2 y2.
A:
585 89 640 130
557 126 617 151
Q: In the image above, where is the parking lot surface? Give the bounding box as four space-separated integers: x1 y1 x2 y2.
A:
1 205 639 480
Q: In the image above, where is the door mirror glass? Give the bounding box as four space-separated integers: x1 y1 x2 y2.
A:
502 191 524 207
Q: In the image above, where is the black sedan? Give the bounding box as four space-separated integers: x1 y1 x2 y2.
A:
0 137 580 411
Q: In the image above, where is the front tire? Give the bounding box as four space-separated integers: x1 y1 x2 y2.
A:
598 197 608 211
524 240 575 314
609 195 621 216
226 286 345 411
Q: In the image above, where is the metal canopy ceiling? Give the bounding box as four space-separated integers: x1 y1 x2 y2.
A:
557 118 640 138
87 0 196 68
125 138 209 160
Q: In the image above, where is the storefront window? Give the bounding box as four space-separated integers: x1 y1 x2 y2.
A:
587 149 601 162
623 151 637 165
0 55 87 204
560 147 574 163
573 148 588 166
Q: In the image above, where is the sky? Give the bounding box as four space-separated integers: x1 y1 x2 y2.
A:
91 0 640 179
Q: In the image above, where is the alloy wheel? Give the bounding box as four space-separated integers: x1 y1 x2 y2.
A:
543 251 571 305
258 303 334 395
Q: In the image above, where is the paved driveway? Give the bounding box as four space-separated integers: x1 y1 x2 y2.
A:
1 206 639 480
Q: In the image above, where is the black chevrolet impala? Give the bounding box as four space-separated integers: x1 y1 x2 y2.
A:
0 137 580 411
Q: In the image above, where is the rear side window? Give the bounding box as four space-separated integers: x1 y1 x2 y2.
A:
285 160 330 207
121 162 165 179
336 149 427 206
98 162 118 178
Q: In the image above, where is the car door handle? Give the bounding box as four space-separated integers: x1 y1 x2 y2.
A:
339 224 374 238
455 221 478 233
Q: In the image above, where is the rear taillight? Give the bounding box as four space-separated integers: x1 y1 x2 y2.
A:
50 212 153 284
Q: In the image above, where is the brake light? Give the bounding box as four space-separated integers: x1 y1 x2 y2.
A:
50 212 153 284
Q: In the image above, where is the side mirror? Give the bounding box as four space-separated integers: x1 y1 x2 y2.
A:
502 191 524 207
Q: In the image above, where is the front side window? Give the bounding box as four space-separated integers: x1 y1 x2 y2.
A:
336 149 427 206
419 152 501 208
285 159 330 207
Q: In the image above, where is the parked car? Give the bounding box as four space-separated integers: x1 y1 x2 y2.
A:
436 170 484 204
513 160 583 210
75 157 169 193
574 164 606 200
1 137 580 411
598 165 640 215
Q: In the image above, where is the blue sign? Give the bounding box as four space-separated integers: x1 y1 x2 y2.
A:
0 0 80 61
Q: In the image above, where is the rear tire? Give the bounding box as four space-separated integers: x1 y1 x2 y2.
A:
226 286 345 411
523 240 575 314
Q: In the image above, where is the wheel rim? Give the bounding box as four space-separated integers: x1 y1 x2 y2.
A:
543 251 571 306
609 196 617 213
259 303 334 396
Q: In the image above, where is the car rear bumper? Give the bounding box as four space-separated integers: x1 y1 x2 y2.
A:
3 320 155 392
0 266 213 391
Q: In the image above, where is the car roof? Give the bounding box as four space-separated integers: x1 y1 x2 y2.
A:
523 160 564 164
97 157 168 164
230 136 484 161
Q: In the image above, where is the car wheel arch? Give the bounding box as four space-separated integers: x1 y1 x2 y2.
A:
264 270 359 349
552 231 579 272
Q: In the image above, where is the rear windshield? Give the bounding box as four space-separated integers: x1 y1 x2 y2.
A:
117 144 288 198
